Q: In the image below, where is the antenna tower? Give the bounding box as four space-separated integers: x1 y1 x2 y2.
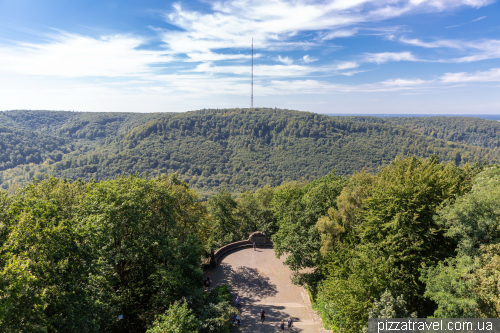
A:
251 38 253 108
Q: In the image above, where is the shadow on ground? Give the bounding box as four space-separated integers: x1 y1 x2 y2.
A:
222 265 278 302
231 305 305 333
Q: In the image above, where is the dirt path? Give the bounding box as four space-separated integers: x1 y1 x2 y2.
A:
208 247 331 333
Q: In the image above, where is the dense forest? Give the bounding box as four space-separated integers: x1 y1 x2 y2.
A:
2 155 500 332
0 175 234 333
1 109 500 196
344 116 500 149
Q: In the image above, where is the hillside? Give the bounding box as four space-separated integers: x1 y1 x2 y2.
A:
342 116 500 150
0 110 166 140
0 125 72 170
1 109 498 195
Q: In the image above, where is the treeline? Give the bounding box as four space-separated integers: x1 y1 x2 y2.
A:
0 110 165 140
0 175 233 333
5 109 498 196
208 155 500 332
345 115 500 150
0 126 71 170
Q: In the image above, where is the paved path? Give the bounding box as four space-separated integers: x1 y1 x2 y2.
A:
208 248 331 333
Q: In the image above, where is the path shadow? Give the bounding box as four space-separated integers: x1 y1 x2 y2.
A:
236 304 306 333
218 263 278 302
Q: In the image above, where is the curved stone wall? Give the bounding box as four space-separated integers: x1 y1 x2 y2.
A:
203 232 273 269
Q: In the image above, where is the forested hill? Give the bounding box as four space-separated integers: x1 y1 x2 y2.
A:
1 108 499 195
342 116 500 150
0 110 165 140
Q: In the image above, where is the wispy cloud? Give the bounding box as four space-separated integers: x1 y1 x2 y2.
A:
320 29 358 40
440 68 500 83
303 55 318 63
400 36 500 62
400 37 464 48
0 32 172 77
277 55 293 65
446 15 487 28
472 15 487 22
364 51 418 64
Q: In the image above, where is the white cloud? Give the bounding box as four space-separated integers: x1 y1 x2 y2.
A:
400 37 500 62
320 29 358 40
446 15 486 28
277 55 293 65
440 68 500 83
472 15 487 22
380 78 428 86
333 61 360 70
303 55 318 63
0 32 172 78
400 37 464 48
364 51 418 64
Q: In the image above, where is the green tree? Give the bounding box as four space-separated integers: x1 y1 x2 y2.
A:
421 165 500 318
147 302 198 333
77 175 204 331
207 190 239 252
272 171 346 287
360 155 470 315
316 170 374 255
0 178 105 332
367 290 417 319
235 185 276 237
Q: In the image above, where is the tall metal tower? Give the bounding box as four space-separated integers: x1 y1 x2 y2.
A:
251 38 253 109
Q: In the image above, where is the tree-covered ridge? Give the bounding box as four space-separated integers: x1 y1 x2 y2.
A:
0 125 71 171
48 109 500 195
0 110 166 140
343 116 500 150
1 109 500 194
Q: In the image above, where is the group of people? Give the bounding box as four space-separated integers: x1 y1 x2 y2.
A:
261 310 293 331
233 295 294 331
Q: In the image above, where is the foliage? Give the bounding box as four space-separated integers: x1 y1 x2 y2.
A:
316 245 393 333
421 255 480 318
0 125 70 172
235 185 277 237
194 285 233 333
421 166 500 318
206 190 239 253
312 155 480 332
146 301 198 333
344 116 500 150
0 175 205 332
272 171 346 275
367 290 417 319
316 171 374 255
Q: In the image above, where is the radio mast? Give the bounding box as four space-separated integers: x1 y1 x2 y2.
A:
251 38 253 109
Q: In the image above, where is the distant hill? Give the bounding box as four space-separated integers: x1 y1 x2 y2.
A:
0 110 165 139
0 109 499 195
339 116 500 150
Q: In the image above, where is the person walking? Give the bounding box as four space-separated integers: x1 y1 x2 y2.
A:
236 295 241 308
253 242 256 251
280 320 285 332
260 309 266 323
287 317 293 331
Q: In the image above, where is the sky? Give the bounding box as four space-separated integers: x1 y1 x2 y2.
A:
0 0 499 114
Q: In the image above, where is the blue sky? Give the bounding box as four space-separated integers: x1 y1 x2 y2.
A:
0 0 499 114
